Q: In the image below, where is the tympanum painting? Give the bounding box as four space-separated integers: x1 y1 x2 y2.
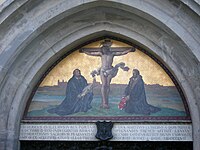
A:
24 40 190 122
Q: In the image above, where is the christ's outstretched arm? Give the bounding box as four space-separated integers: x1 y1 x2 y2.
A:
113 47 135 56
80 48 101 56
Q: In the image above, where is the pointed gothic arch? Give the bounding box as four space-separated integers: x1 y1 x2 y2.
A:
0 1 199 149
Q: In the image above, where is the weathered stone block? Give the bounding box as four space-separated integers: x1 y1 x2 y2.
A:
11 35 50 81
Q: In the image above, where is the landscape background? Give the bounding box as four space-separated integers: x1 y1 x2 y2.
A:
27 82 187 118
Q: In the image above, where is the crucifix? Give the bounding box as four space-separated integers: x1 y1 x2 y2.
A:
80 39 135 109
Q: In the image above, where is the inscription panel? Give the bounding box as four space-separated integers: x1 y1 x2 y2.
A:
20 124 192 141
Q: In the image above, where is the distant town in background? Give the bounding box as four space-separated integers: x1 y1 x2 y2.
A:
38 80 176 96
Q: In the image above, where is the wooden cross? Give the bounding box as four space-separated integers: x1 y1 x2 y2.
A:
80 40 135 54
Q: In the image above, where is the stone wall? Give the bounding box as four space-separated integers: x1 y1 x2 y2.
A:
0 0 199 150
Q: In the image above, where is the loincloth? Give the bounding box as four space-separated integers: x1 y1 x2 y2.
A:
101 67 118 77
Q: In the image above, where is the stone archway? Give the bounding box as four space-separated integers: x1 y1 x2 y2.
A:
0 1 199 150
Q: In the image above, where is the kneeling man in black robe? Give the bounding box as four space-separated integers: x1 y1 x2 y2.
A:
124 69 160 115
48 69 93 115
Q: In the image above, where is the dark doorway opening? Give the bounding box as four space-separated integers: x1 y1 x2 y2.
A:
20 141 192 150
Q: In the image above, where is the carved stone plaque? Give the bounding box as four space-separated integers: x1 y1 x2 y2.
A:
20 123 192 141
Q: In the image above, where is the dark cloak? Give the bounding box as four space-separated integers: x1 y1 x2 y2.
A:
48 75 93 115
124 75 160 115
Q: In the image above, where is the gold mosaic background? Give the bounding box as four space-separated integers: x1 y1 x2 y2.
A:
40 40 174 86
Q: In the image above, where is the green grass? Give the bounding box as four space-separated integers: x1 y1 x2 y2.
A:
27 97 186 117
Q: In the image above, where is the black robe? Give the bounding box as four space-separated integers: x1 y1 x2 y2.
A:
124 75 160 115
48 75 93 115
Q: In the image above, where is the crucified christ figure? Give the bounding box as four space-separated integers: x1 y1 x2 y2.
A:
80 40 135 109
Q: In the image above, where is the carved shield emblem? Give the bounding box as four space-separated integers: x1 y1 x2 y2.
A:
95 121 113 141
